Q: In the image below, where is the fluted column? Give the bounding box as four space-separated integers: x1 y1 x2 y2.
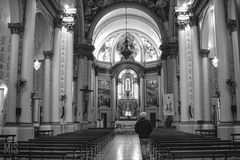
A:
200 49 211 121
214 0 232 121
177 21 188 122
42 51 53 123
190 17 203 121
65 27 74 123
51 19 62 123
7 23 23 123
75 43 95 122
19 0 36 123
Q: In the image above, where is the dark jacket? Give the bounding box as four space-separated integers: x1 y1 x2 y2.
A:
135 117 153 138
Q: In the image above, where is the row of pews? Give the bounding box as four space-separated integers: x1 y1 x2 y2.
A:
0 128 114 160
150 128 240 160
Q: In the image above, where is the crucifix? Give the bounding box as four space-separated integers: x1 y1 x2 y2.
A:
80 85 93 119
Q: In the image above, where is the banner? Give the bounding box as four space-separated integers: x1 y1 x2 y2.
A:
163 93 174 116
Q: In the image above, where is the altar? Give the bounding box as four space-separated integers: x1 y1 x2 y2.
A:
115 120 137 134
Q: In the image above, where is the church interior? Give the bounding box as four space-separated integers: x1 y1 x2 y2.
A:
0 0 240 159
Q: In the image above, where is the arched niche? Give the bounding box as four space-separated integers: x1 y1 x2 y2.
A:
111 61 145 78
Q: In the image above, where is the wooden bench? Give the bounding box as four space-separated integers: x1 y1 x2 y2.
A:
34 127 54 138
231 133 240 142
195 129 217 137
0 134 16 143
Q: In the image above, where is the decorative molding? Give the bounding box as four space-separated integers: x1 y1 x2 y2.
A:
43 50 53 59
199 49 210 58
8 23 24 34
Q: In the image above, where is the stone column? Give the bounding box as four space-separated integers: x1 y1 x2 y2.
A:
19 0 36 123
214 0 232 121
65 27 74 123
190 17 203 121
200 49 211 121
235 0 240 120
75 43 95 122
7 23 23 123
227 19 240 121
139 75 145 112
51 18 62 123
111 75 117 122
42 51 53 123
177 20 188 122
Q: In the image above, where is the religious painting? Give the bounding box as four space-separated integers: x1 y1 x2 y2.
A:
98 80 110 108
163 93 174 116
146 79 159 107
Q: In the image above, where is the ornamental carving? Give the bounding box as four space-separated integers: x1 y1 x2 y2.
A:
8 23 24 34
177 19 189 29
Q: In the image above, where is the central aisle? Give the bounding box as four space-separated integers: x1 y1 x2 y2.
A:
96 134 143 160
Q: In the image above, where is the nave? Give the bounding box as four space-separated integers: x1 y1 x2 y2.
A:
96 134 145 160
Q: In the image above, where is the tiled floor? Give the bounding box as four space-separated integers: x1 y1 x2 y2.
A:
96 134 143 160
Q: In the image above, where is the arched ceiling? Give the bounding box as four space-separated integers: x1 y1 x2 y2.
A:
92 7 162 62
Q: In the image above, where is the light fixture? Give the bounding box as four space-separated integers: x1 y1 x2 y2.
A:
212 56 219 68
120 4 133 59
33 59 41 70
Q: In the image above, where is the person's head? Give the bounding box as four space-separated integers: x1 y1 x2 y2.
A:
140 112 147 119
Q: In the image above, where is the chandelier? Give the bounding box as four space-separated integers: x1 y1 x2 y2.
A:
120 4 133 59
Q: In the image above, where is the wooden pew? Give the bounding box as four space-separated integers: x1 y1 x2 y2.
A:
231 133 240 142
150 128 240 160
195 129 217 137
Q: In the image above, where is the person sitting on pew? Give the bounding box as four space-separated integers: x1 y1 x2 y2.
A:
135 112 153 160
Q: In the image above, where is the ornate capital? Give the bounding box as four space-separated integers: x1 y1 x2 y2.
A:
177 19 189 29
75 43 95 60
160 42 178 60
64 24 74 32
226 19 237 32
8 23 24 34
199 49 210 58
43 51 53 59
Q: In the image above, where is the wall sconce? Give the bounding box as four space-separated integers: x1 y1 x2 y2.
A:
33 59 41 70
211 56 219 68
